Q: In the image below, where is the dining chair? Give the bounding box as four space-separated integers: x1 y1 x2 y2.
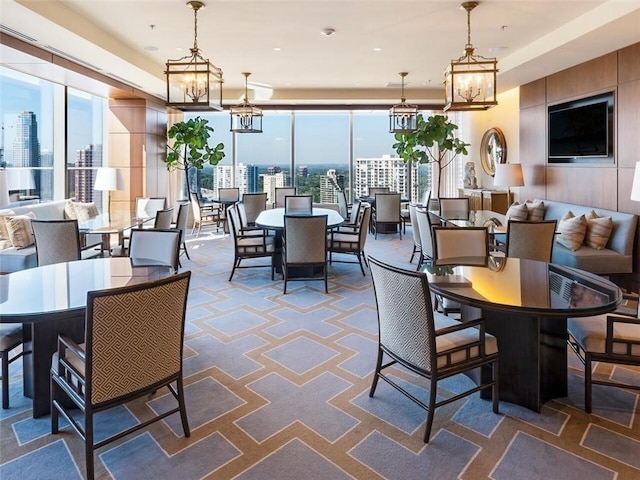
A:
128 228 181 273
241 192 268 226
413 208 436 270
153 207 175 229
190 192 221 237
284 195 313 214
1 323 26 409
505 219 557 262
439 197 470 220
336 198 362 232
408 204 422 264
567 293 640 413
50 271 192 480
328 205 371 275
336 190 349 219
371 193 402 239
368 186 390 197
368 255 499 443
173 201 191 260
227 204 275 281
32 219 102 266
274 187 296 208
282 214 328 293
135 197 166 220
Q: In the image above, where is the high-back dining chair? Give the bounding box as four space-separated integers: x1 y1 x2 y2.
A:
50 271 192 480
227 204 275 281
174 201 191 260
189 192 221 237
368 186 390 197
1 323 26 409
408 204 422 264
439 197 470 220
135 197 166 220
432 226 489 261
329 204 371 276
274 187 296 208
32 219 102 266
128 228 181 273
371 193 401 239
506 220 557 262
367 255 499 443
153 207 175 229
337 190 349 219
284 195 313 214
218 188 240 203
413 208 435 269
241 192 268 226
282 214 328 293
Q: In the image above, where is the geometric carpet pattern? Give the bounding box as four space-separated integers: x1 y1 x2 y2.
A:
1 225 639 479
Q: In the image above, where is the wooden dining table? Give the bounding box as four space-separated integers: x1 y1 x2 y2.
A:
0 257 173 417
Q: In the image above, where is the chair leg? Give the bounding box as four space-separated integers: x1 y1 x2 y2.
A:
1 350 9 409
423 377 438 443
369 348 384 397
85 413 95 480
492 359 499 414
182 242 190 260
177 377 191 438
228 258 240 281
585 355 593 413
357 253 366 276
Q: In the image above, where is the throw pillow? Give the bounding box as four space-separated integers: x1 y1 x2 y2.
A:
72 201 99 222
0 209 16 245
525 200 545 221
64 200 78 219
556 211 587 251
585 210 613 250
5 212 36 249
505 202 528 222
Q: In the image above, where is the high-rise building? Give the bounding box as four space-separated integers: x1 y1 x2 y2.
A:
12 111 41 197
297 165 308 177
213 165 233 190
236 163 259 194
319 169 345 203
354 155 419 200
263 172 289 204
266 165 282 175
75 144 103 205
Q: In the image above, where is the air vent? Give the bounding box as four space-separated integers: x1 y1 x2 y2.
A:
44 45 102 71
105 72 143 89
385 82 410 88
0 24 38 43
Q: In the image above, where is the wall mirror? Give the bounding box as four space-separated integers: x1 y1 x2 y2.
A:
480 127 507 176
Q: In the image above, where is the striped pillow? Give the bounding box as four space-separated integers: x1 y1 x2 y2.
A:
556 211 587 251
506 202 528 221
525 200 545 221
585 210 613 250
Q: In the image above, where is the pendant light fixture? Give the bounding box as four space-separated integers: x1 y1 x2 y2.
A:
165 1 224 111
389 72 418 133
443 1 498 112
230 72 263 133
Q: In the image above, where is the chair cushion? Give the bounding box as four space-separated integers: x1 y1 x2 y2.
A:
585 210 613 250
0 324 23 351
556 211 587 251
237 235 275 254
434 313 498 369
568 316 640 356
330 232 359 249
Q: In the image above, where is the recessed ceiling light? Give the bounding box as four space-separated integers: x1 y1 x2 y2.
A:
373 47 382 52
143 45 158 51
273 47 282 51
489 46 509 53
321 28 336 37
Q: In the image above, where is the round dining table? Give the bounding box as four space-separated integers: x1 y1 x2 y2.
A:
0 257 173 417
425 256 622 412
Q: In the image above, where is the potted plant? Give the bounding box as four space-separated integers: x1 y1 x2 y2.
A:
393 113 469 200
166 116 225 199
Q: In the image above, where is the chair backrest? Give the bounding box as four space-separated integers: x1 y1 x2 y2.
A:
374 193 401 222
337 190 348 219
175 202 191 242
357 205 372 249
218 188 240 202
32 219 81 266
368 255 436 372
349 198 362 224
421 190 431 208
275 187 296 208
439 197 470 220
285 195 313 215
506 220 557 262
85 271 191 406
128 228 181 272
227 204 242 242
153 207 175 229
414 209 439 260
136 197 166 220
189 193 203 223
409 204 422 249
432 226 489 261
241 193 267 225
284 214 327 264
368 187 390 197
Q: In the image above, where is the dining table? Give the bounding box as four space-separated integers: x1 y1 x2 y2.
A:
0 257 173 417
425 255 622 412
79 211 156 253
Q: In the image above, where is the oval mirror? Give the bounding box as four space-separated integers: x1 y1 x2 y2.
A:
480 127 507 177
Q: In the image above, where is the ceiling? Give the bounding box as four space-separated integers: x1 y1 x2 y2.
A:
1 0 640 105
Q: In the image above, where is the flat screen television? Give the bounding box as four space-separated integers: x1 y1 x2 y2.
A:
548 92 613 163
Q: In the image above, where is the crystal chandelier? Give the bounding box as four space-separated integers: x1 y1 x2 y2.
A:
389 72 418 133
230 72 263 133
444 1 498 112
165 1 223 111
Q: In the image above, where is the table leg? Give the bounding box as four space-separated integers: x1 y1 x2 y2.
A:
22 312 85 418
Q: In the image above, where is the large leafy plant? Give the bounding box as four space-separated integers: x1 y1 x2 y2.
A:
166 116 225 198
393 114 469 198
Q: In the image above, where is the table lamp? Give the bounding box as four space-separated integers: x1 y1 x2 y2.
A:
493 163 524 202
94 167 123 219
630 162 640 202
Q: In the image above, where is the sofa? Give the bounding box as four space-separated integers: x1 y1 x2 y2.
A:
0 199 73 273
536 199 637 279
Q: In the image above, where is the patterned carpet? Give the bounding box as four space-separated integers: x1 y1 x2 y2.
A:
1 224 639 480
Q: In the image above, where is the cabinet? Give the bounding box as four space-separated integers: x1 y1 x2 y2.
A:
459 189 511 215
458 189 483 210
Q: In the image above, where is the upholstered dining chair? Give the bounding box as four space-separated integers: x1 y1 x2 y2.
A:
190 192 221 237
32 219 102 266
337 190 350 220
227 204 275 281
274 187 296 208
50 271 192 480
505 219 557 262
328 204 371 275
241 192 268 226
173 201 191 261
153 207 175 229
567 295 640 413
408 204 422 264
438 197 470 220
368 186 390 197
368 255 499 443
336 198 362 232
128 228 181 273
413 209 440 270
1 323 26 409
135 196 166 220
282 214 328 293
284 195 313 214
371 193 402 239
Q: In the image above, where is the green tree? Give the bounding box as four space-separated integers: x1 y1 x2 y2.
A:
393 114 469 198
166 117 225 198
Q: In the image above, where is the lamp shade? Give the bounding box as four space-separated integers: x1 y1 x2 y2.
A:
94 167 123 191
631 162 640 202
493 163 524 188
